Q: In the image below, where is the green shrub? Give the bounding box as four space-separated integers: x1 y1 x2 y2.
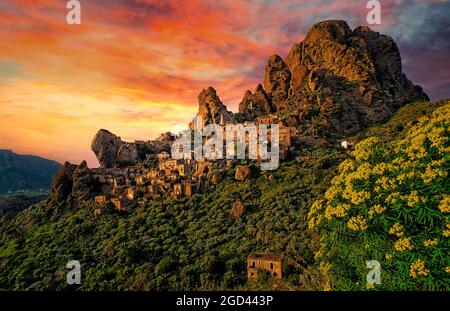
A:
308 103 450 290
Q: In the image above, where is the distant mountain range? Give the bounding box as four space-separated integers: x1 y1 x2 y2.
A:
0 149 61 194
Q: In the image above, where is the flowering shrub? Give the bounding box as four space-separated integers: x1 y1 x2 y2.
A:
308 103 450 290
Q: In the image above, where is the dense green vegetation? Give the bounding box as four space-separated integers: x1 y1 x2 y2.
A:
309 101 450 290
0 146 344 290
0 193 47 221
0 100 448 291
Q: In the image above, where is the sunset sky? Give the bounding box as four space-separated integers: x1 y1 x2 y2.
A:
0 0 449 167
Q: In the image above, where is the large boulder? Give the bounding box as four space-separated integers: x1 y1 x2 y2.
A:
91 129 123 168
91 129 154 167
230 201 246 220
234 165 251 182
209 170 223 185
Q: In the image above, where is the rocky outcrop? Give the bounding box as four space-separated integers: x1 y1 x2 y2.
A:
46 161 96 217
46 161 77 210
116 143 140 165
91 129 123 168
236 20 428 137
283 20 428 136
71 160 95 204
91 129 156 168
264 55 291 111
191 87 232 128
238 84 273 120
234 165 251 182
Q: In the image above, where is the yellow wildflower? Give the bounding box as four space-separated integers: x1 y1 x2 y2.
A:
443 223 450 237
395 237 414 252
325 186 340 201
309 199 324 216
352 137 379 161
347 215 368 231
338 159 356 174
405 191 421 207
319 262 332 291
354 163 372 180
327 203 350 219
421 164 447 184
410 259 429 278
396 173 406 184
346 190 371 205
438 195 450 213
428 127 447 150
368 204 386 218
389 222 404 237
315 244 326 259
385 192 400 205
423 239 438 247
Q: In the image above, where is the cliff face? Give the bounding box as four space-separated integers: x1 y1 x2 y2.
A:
236 20 429 136
46 161 96 217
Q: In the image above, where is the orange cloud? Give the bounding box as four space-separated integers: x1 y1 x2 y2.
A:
0 0 447 167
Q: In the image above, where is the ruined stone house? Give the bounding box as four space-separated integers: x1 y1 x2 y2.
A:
247 253 283 280
111 198 131 212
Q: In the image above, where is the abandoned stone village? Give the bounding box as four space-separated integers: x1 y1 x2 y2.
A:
90 119 296 216
44 20 429 281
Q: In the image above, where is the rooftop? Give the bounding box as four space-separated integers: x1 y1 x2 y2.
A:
248 253 283 261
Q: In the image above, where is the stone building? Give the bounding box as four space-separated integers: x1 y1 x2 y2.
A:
135 175 146 185
157 151 170 162
111 198 131 211
126 187 139 200
177 163 188 176
173 183 183 198
95 195 108 206
247 253 283 280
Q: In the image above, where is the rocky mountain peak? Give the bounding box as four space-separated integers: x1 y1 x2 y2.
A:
238 84 272 120
239 19 429 137
194 87 231 127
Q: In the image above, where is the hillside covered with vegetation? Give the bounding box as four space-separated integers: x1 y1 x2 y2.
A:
0 149 61 194
0 100 448 291
309 100 450 290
